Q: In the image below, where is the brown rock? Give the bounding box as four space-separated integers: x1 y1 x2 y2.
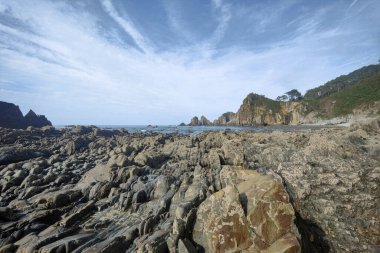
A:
193 185 252 252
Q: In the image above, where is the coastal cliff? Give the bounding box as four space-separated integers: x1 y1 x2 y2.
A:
0 101 52 129
234 93 302 125
190 94 303 126
187 63 380 126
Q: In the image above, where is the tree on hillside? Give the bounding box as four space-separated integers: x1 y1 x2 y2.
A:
276 95 288 101
276 89 302 102
285 89 302 101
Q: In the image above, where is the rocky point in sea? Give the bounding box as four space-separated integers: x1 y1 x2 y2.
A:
0 101 52 129
0 119 379 253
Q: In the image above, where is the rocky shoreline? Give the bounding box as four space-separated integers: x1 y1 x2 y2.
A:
0 121 379 253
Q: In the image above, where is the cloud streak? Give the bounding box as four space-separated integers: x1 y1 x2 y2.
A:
0 0 379 125
100 0 152 54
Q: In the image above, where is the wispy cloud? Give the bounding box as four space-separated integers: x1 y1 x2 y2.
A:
100 0 152 54
348 0 359 10
0 0 379 124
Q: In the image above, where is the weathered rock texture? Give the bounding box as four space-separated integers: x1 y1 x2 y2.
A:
234 93 302 125
0 118 379 253
0 102 52 129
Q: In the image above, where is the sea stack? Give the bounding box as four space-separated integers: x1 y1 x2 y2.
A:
0 101 52 129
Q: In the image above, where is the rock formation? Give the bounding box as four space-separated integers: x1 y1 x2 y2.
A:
213 112 236 125
0 118 379 252
24 110 52 128
186 64 380 127
188 94 303 126
0 101 52 129
234 93 302 125
189 116 211 126
0 102 26 129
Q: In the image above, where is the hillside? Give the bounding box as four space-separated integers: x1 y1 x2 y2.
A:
304 72 380 118
304 64 380 100
186 63 380 126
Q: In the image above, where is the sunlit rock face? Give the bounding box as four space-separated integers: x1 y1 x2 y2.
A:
193 169 300 253
234 93 303 126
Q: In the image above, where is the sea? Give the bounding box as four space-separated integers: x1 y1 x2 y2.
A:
56 125 334 135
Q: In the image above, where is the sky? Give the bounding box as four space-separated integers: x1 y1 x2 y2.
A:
0 0 379 125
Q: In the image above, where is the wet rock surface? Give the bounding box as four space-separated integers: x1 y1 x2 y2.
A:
0 120 379 253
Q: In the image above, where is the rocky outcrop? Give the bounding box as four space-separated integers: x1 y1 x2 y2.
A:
185 64 380 127
193 169 300 252
0 101 52 129
213 112 236 125
0 119 379 252
24 110 52 128
234 93 302 125
188 116 211 126
0 102 25 129
186 94 303 126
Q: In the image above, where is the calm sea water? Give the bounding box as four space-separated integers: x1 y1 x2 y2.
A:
57 125 331 135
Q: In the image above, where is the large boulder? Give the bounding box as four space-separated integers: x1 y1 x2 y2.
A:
0 146 49 166
193 169 300 253
193 185 252 252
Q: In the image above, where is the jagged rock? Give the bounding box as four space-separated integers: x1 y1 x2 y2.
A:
70 125 93 135
134 151 168 168
193 185 251 252
38 233 93 253
0 101 52 129
177 238 197 253
188 116 211 126
0 102 25 129
0 146 49 166
0 207 14 221
0 244 17 253
194 169 300 253
64 137 90 155
0 119 378 253
60 201 95 227
23 110 52 128
237 171 300 251
221 140 244 166
188 117 199 126
213 112 236 125
107 154 130 167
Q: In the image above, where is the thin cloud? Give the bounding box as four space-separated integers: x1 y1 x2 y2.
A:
100 0 152 54
0 0 379 125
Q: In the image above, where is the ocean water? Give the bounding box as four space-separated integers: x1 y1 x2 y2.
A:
77 125 331 135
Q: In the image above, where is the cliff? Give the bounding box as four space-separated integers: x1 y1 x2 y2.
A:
234 93 302 125
0 101 52 129
188 94 303 126
0 102 25 129
186 63 380 127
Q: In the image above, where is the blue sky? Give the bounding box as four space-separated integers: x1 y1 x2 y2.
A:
0 0 379 125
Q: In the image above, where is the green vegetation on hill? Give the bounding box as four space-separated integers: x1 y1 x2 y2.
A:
304 64 380 100
244 93 281 113
304 72 380 117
